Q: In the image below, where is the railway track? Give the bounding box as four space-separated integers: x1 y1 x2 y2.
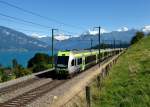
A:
0 77 41 96
0 79 67 107
0 69 54 97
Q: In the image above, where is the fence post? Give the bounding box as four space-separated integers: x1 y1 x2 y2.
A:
102 68 105 78
107 65 109 75
105 66 108 76
97 75 101 88
86 86 91 107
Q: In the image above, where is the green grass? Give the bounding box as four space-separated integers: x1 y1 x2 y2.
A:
91 36 150 107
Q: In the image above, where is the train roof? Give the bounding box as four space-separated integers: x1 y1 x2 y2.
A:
57 48 121 57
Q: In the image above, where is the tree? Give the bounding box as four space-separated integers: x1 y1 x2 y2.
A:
0 68 9 82
14 64 31 77
131 32 145 45
12 59 18 69
27 53 52 73
12 59 31 78
28 53 51 68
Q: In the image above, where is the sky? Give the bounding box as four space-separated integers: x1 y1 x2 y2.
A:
0 0 150 37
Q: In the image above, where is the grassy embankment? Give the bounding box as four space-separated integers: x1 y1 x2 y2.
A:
92 36 150 107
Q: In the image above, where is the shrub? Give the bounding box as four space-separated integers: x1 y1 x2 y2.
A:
0 68 9 82
19 68 32 76
32 63 49 73
0 68 4 82
131 32 145 45
12 59 32 78
13 64 32 78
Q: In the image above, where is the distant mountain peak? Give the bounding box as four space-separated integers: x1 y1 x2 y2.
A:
31 33 47 38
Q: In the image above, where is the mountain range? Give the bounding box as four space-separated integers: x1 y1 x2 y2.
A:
54 29 137 50
0 26 49 51
0 25 149 51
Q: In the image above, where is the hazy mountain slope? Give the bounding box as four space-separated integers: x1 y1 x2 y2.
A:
0 26 50 51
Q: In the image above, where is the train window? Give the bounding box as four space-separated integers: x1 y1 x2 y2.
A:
77 58 82 65
75 59 76 65
98 54 102 59
71 59 75 66
57 56 69 65
85 55 96 64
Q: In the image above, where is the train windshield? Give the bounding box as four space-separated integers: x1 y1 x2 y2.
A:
57 56 69 66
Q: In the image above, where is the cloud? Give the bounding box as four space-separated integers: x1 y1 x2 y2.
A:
101 29 108 34
88 30 99 35
31 33 47 38
54 34 70 41
117 27 129 32
141 25 150 33
85 28 108 35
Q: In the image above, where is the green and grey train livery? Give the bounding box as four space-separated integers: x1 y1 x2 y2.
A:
55 49 121 77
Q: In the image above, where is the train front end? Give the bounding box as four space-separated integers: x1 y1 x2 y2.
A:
55 51 70 78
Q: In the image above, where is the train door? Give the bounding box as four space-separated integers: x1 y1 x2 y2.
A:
69 58 78 74
76 58 81 72
96 54 98 63
82 57 85 70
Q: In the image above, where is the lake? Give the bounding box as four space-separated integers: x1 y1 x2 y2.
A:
0 51 55 67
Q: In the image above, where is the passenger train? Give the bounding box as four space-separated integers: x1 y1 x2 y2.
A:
55 49 122 78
